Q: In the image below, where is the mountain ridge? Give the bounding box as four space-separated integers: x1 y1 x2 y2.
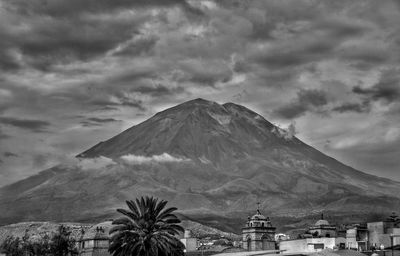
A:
1 98 399 231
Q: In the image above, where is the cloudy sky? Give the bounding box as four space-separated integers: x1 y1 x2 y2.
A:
0 0 400 186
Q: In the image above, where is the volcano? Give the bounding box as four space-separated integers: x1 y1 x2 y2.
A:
1 98 399 231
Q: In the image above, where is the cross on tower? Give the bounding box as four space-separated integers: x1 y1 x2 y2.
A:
256 202 261 214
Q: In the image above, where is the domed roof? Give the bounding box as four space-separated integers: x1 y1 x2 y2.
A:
315 219 330 226
251 212 267 221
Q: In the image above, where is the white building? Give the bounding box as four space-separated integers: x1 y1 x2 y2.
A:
280 237 346 253
180 229 198 252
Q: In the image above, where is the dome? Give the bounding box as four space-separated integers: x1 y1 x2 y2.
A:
246 208 274 229
251 213 267 221
315 219 330 226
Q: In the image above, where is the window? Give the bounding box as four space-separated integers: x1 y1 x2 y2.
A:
314 244 324 249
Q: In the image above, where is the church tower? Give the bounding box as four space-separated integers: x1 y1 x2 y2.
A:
242 203 276 251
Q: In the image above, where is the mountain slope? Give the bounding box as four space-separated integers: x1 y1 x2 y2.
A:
1 98 399 230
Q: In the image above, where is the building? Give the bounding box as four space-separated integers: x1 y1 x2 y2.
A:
242 204 276 251
79 222 112 256
367 213 400 249
275 233 290 241
280 237 346 253
180 230 198 252
345 224 368 251
309 214 337 238
279 214 345 253
309 249 370 256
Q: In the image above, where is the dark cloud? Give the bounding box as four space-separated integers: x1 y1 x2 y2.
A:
353 85 400 103
339 47 389 66
248 6 371 70
332 102 370 113
188 72 232 86
90 96 146 111
313 18 369 39
0 0 198 71
0 50 21 71
0 116 51 132
219 0 320 40
135 84 185 97
80 117 121 127
87 118 120 123
252 35 337 70
3 152 19 158
254 51 306 70
352 69 400 103
273 89 329 119
8 17 141 71
179 60 233 87
3 0 193 18
0 128 10 140
106 68 157 85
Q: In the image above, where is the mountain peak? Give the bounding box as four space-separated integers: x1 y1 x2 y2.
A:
179 98 218 107
189 98 214 104
180 98 224 112
3 99 400 228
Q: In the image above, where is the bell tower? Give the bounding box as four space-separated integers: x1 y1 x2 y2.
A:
242 203 276 251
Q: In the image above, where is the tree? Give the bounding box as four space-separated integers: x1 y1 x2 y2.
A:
0 226 78 256
50 225 78 256
0 236 24 256
109 196 185 256
28 234 51 256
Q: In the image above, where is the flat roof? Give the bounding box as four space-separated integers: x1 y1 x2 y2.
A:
211 250 311 256
212 250 284 256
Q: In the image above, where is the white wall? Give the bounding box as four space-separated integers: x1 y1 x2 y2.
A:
279 238 342 253
181 238 197 252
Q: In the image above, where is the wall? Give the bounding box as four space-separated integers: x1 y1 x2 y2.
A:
368 222 385 247
242 227 276 251
368 222 400 248
280 239 308 253
309 228 336 238
279 238 343 253
181 238 198 252
346 228 368 250
387 228 400 246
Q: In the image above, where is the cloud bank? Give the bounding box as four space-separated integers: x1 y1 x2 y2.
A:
120 153 189 164
77 156 116 170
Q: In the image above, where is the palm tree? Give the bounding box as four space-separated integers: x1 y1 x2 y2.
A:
109 196 185 256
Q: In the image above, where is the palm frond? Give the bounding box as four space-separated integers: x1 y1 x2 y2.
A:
110 196 184 256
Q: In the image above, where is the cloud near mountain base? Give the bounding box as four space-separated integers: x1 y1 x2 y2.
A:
120 153 189 164
77 156 116 170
